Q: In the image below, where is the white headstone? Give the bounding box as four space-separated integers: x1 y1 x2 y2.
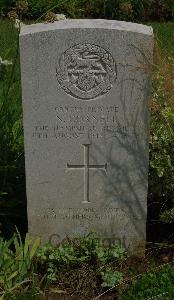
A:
20 19 153 254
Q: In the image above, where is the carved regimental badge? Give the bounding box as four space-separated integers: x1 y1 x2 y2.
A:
56 43 117 100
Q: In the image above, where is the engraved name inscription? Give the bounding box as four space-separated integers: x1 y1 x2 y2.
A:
32 105 134 140
56 44 117 100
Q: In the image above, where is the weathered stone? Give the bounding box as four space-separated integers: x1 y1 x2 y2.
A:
20 19 153 255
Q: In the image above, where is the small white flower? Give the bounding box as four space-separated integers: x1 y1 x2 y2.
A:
14 19 25 30
56 14 66 21
0 56 12 66
14 19 20 29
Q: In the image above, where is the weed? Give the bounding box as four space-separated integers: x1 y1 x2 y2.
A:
36 233 126 296
0 232 40 299
121 262 174 299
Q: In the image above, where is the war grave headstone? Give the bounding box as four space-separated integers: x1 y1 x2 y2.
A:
20 19 153 254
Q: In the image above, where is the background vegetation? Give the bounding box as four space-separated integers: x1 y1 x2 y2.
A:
0 18 27 240
0 0 174 21
1 232 174 299
0 0 174 298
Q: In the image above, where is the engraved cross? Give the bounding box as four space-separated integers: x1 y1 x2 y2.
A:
67 144 107 203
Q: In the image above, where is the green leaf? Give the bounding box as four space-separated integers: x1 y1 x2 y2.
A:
7 271 18 281
29 237 41 260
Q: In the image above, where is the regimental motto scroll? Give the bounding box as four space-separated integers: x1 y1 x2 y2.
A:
56 43 117 100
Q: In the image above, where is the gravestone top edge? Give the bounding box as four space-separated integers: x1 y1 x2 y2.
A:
20 19 153 37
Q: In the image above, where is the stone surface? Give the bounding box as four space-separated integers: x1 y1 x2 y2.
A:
20 19 153 254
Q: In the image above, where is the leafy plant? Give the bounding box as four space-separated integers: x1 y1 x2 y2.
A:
160 208 174 223
36 232 126 289
101 268 123 287
148 43 174 229
0 232 40 299
2 0 174 21
131 0 149 20
121 263 174 299
0 0 15 16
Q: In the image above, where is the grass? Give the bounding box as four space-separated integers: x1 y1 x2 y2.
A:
0 19 174 57
149 22 174 56
0 19 19 103
121 262 174 300
0 19 18 58
0 18 26 239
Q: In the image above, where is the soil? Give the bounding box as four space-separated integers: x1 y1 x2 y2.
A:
39 246 174 300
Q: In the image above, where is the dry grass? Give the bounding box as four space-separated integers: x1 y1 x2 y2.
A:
151 34 174 113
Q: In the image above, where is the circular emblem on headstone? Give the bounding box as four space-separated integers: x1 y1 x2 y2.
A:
56 43 117 100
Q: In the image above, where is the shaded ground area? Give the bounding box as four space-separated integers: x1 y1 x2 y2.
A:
40 247 174 299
